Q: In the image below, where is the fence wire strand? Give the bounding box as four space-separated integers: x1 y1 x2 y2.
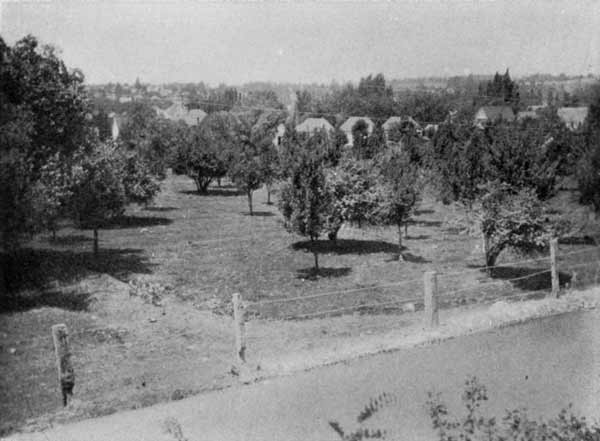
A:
283 297 422 320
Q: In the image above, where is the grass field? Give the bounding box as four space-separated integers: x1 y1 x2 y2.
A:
1 173 599 434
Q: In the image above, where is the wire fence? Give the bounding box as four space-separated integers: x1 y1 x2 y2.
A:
3 241 600 438
239 243 600 321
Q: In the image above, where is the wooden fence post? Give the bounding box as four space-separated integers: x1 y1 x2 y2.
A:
232 293 246 368
51 324 74 406
424 271 439 328
550 238 559 298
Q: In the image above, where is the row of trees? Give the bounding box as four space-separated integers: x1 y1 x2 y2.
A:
1 35 160 283
277 87 600 271
5 34 598 282
278 128 421 270
295 71 523 127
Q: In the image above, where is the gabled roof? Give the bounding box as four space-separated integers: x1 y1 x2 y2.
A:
159 101 207 126
340 116 375 132
557 107 588 130
295 117 334 133
382 116 421 130
184 108 207 126
475 106 515 122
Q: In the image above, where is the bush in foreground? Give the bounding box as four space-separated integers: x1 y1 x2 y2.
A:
329 377 600 441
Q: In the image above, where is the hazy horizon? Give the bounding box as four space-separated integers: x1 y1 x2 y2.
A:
2 0 599 86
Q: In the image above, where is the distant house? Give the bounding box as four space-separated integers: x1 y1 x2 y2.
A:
157 97 207 126
473 106 515 127
557 106 589 131
423 124 439 138
273 123 286 148
340 116 375 146
295 117 334 134
382 116 422 143
108 112 126 140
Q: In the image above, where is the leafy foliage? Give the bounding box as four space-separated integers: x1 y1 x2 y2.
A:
351 119 371 158
373 147 422 256
228 143 263 214
325 156 383 239
427 376 600 441
69 143 128 253
171 116 233 193
329 392 398 441
121 153 160 205
428 119 561 205
577 140 600 212
477 182 561 268
0 35 91 247
278 132 334 271
577 82 600 211
478 69 520 107
69 142 160 253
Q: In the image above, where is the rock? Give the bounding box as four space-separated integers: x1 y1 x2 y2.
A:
9 347 16 355
148 318 157 323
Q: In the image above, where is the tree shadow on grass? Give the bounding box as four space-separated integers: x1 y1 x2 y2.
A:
242 211 275 217
0 289 94 313
105 215 173 229
1 247 154 302
412 219 442 228
489 266 572 291
292 239 399 255
179 189 245 197
143 206 179 212
402 252 431 264
48 234 93 245
406 234 430 240
558 236 598 246
414 208 435 216
296 267 352 280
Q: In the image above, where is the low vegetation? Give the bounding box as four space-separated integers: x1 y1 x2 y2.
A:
329 377 600 441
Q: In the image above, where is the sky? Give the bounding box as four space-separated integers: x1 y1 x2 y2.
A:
1 0 599 86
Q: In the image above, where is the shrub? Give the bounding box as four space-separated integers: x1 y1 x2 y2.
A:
427 376 600 441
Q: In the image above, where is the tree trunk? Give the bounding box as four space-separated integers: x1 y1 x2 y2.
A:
397 224 404 261
193 176 211 194
485 241 505 275
247 190 253 215
217 177 222 188
404 220 409 239
93 229 99 256
327 227 340 244
482 231 491 274
311 237 319 272
266 184 272 205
